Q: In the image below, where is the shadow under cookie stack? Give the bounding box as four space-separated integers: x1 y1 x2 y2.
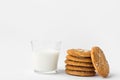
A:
65 49 95 77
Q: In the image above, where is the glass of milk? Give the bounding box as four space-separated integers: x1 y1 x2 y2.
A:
31 40 61 73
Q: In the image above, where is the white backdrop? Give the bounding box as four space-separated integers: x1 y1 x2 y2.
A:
0 0 120 80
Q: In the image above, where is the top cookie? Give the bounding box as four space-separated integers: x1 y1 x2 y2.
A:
91 46 109 78
67 49 91 57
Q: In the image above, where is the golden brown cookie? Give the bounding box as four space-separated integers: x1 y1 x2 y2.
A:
66 55 92 62
66 65 95 71
65 69 96 76
65 60 94 67
67 49 91 57
91 46 109 78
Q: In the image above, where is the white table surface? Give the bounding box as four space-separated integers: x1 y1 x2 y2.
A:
0 41 120 80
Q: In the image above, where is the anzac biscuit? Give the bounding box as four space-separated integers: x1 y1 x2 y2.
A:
65 69 96 76
66 55 92 62
66 65 95 71
67 49 91 57
65 60 94 67
91 46 109 78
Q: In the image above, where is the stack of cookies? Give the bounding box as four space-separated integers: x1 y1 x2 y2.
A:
65 46 109 77
65 49 95 77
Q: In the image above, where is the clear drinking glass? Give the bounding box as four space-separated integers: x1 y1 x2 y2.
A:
31 40 61 73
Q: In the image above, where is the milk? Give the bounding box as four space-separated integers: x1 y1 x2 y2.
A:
33 49 59 73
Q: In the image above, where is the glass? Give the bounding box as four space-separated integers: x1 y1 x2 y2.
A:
31 40 61 73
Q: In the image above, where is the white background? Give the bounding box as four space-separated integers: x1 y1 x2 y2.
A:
0 0 120 80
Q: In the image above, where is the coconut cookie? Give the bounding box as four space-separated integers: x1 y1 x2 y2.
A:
65 69 96 77
66 65 95 71
65 60 94 67
66 55 92 62
91 46 109 77
67 49 91 57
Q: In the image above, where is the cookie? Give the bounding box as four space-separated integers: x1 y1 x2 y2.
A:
66 55 92 62
66 65 95 71
65 69 96 76
65 60 94 67
67 49 91 57
91 46 109 77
